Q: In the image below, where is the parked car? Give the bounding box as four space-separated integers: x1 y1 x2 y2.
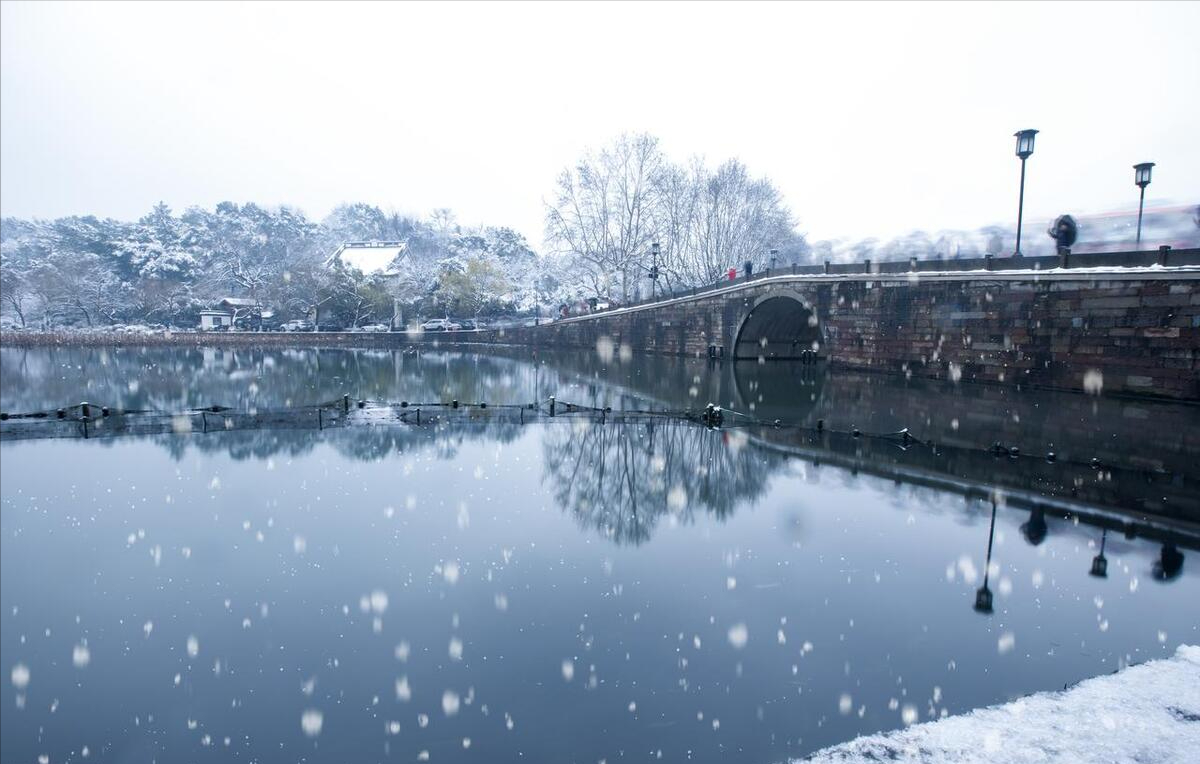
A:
420 318 461 332
280 320 312 332
456 319 483 331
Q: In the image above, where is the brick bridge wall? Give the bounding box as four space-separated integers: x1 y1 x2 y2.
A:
485 271 1200 400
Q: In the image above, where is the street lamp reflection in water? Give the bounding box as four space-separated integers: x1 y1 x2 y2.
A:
974 500 999 615
1089 528 1109 578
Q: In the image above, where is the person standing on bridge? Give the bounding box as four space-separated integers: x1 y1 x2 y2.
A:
1047 214 1077 255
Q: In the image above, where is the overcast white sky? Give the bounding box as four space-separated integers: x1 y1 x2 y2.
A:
2 1 1197 247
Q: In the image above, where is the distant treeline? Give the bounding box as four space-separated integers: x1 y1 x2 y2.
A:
0 203 553 329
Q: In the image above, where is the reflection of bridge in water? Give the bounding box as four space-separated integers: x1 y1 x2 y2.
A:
4 389 1196 564
3 342 1197 596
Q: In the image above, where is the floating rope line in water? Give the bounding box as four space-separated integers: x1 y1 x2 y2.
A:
0 394 1116 473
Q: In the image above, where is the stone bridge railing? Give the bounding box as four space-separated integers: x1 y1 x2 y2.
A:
576 245 1200 313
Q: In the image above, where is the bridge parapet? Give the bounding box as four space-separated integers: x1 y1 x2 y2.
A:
603 246 1200 312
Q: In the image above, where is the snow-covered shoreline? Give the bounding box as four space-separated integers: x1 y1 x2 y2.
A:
799 645 1200 763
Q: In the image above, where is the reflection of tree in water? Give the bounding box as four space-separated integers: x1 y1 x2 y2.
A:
151 429 326 462
0 346 559 414
138 418 528 463
541 420 787 545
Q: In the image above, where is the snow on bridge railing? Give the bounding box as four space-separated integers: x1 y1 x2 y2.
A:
600 246 1200 313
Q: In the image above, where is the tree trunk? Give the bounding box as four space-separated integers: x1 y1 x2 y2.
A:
4 296 26 328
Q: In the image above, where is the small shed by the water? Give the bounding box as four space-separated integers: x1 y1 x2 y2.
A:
199 310 233 330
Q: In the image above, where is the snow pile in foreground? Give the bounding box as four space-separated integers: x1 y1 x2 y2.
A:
800 645 1200 764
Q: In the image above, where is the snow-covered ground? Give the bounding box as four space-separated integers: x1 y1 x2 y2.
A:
800 645 1200 764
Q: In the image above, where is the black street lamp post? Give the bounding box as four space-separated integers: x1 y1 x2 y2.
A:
769 249 778 272
649 241 661 299
1013 129 1038 257
1134 163 1155 246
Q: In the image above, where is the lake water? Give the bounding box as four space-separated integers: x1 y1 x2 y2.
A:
2 345 1197 763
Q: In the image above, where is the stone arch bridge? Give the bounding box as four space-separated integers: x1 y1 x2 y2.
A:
478 253 1200 400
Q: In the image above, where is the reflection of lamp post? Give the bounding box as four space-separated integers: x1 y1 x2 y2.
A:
974 500 998 614
1133 163 1154 246
1152 543 1184 581
1020 507 1048 546
1089 528 1109 578
1013 129 1038 257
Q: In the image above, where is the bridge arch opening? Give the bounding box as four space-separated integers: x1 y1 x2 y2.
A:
733 294 822 361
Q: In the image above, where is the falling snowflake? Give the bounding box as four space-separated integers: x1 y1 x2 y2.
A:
12 663 31 689
442 690 461 716
396 676 412 701
997 632 1016 654
300 709 323 737
727 623 749 649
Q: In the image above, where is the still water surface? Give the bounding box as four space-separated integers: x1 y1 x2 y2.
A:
1 346 1197 763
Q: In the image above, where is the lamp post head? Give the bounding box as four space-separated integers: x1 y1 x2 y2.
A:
652 241 660 257
973 585 994 614
1014 129 1038 160
1134 162 1155 189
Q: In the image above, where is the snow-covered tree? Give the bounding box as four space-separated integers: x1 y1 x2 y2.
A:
438 258 510 316
545 134 809 300
546 133 667 302
0 200 557 328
